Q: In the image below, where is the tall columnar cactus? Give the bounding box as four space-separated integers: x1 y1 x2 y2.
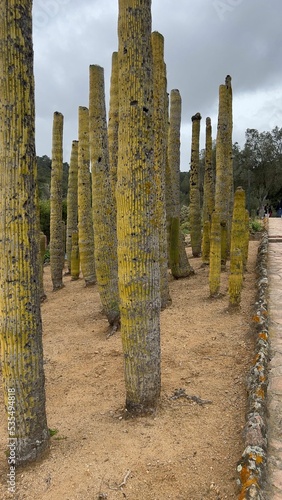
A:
108 51 119 200
50 111 65 290
89 64 119 325
228 186 246 306
151 31 171 308
209 211 221 297
66 140 79 274
214 76 233 266
167 89 193 278
201 117 214 264
71 231 80 281
189 112 202 257
117 0 161 414
77 106 96 286
0 0 49 464
226 74 234 236
39 232 47 302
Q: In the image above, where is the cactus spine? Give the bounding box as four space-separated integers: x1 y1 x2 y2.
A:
50 111 65 290
66 140 79 274
117 0 161 413
189 112 202 257
89 64 119 326
77 106 96 286
151 31 171 308
0 0 49 464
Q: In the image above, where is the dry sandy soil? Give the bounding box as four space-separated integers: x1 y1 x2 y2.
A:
0 240 260 500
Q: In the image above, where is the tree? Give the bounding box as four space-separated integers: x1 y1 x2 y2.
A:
89 64 119 326
116 0 161 414
50 111 65 290
0 0 49 465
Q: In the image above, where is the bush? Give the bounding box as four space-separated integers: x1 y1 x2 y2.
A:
249 218 264 233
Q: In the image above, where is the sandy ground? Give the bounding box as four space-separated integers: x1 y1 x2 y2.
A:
0 240 260 500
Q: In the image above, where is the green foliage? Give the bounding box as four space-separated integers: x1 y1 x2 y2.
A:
233 127 282 212
249 218 264 234
39 198 67 243
37 155 69 200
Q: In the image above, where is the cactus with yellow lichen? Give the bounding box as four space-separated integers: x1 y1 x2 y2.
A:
116 0 161 414
0 0 49 464
214 76 234 265
89 64 119 326
39 232 47 301
189 112 202 257
71 231 80 280
108 51 119 200
151 31 171 308
167 89 193 278
209 211 221 297
50 111 65 290
66 140 79 274
201 117 214 264
77 106 96 287
228 187 246 306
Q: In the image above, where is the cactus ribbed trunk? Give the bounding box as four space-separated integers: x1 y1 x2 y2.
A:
209 211 221 297
108 52 119 200
167 89 193 278
189 112 202 257
117 0 161 414
71 231 80 280
77 106 96 286
50 111 64 290
214 76 234 265
151 31 171 308
201 117 214 264
0 0 49 465
66 140 79 274
89 65 119 325
228 187 246 306
39 232 47 302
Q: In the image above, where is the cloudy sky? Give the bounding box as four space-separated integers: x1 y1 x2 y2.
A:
33 0 282 171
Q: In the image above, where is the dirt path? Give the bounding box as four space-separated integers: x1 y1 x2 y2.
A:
0 241 259 500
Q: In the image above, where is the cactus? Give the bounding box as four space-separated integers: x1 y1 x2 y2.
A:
66 140 79 274
108 51 119 200
77 106 96 287
71 231 80 280
117 0 161 413
39 232 47 301
89 65 119 325
201 117 214 264
189 112 202 257
50 111 65 290
214 76 234 265
151 31 171 308
209 211 221 297
228 187 246 306
167 89 193 277
0 0 49 464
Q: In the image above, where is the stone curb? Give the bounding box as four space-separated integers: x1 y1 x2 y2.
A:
237 231 270 499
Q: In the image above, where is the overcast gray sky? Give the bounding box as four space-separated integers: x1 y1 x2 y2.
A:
33 0 282 171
